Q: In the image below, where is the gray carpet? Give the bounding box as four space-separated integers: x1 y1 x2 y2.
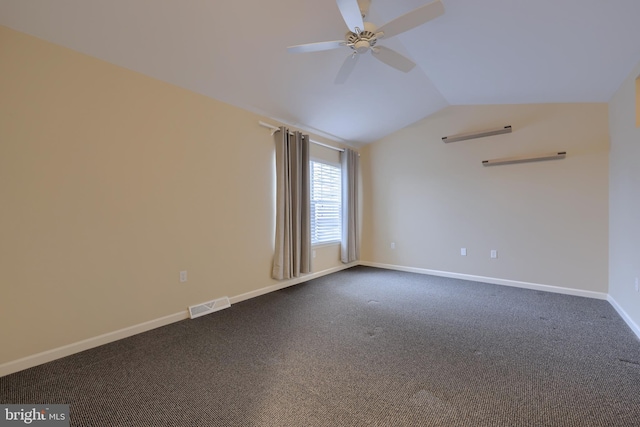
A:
2 266 640 426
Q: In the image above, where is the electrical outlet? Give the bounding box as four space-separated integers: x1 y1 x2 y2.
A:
391 242 396 250
490 250 497 259
313 250 316 259
461 248 467 256
635 277 639 292
180 270 188 283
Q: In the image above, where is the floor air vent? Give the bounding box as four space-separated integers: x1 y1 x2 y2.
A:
189 297 231 319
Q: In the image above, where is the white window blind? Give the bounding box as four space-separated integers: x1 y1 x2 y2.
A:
310 161 341 245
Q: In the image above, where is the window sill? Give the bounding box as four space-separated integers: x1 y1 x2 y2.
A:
312 241 341 248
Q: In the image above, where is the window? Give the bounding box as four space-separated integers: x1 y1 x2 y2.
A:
310 160 341 245
636 75 640 128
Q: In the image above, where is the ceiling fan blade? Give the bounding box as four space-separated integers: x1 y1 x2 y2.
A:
335 54 360 84
377 0 444 39
372 46 416 73
336 0 365 32
287 41 345 54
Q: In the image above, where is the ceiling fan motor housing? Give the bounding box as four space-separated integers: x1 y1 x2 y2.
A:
347 21 379 53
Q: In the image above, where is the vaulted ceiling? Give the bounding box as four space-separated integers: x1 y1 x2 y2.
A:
1 0 639 146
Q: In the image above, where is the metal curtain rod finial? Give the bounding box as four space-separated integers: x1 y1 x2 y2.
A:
258 121 281 136
258 121 346 153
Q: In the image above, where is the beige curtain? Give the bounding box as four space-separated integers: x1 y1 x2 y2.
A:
341 148 359 263
272 127 311 280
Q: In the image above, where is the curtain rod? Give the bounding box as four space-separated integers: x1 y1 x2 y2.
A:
259 121 345 153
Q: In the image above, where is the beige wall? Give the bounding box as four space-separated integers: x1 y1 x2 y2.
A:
609 60 640 328
361 104 609 292
0 26 347 366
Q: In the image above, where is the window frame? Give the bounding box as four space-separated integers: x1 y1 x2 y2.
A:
309 158 342 246
635 76 640 128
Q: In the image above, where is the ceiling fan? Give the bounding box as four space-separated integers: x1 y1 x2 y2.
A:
287 0 445 84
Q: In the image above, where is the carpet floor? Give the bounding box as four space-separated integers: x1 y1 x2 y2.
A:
2 266 640 426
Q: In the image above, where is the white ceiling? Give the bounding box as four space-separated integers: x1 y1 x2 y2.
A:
1 0 640 146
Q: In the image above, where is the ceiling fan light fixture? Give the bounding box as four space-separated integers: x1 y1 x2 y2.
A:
354 40 370 53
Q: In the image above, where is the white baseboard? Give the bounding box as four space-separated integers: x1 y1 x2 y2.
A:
607 295 640 340
4 261 634 378
0 311 189 378
362 262 640 341
229 262 358 304
0 262 358 378
359 261 609 300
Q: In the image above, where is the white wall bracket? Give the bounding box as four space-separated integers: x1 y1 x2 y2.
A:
482 151 566 167
442 125 512 143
